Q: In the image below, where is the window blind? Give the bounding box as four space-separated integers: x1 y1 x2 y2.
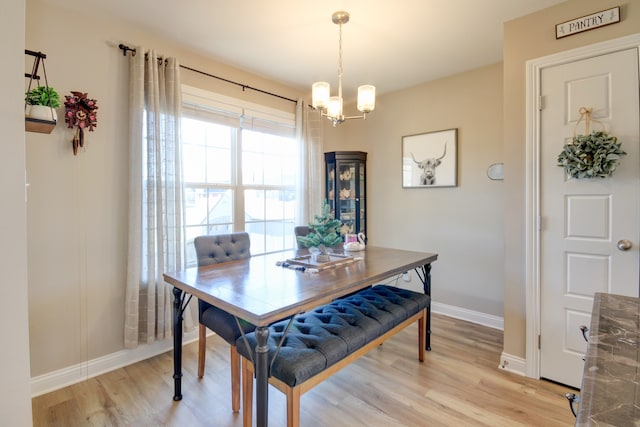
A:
182 84 295 137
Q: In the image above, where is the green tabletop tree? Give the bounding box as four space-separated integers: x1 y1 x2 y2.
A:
297 202 342 249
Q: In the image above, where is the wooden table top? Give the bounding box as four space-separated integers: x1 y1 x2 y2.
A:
163 246 438 326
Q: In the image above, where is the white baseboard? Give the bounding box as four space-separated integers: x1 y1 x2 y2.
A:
498 352 527 376
430 301 523 375
30 330 199 397
431 301 504 330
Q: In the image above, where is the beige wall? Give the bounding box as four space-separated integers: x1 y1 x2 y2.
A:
1 0 33 424
325 63 505 317
25 0 305 377
503 0 640 358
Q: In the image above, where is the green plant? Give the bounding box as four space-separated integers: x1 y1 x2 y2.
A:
297 202 343 249
557 131 626 179
25 86 61 108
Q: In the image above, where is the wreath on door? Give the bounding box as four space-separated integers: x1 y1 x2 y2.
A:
64 91 98 156
557 108 626 179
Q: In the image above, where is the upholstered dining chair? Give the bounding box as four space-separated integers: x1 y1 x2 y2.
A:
194 232 255 413
294 225 310 248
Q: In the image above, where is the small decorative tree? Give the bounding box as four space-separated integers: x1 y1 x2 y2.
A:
297 202 342 249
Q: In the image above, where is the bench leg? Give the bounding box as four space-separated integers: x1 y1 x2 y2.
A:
286 386 301 427
242 357 253 427
418 310 425 362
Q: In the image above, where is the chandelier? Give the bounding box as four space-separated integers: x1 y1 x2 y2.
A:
312 11 376 127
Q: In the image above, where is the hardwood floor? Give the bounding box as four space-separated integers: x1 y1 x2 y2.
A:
32 314 575 426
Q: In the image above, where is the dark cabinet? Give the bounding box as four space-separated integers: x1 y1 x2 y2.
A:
325 151 367 237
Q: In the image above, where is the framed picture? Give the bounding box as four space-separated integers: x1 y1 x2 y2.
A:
402 128 457 188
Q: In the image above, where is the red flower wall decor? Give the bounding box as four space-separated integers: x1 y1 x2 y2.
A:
64 91 98 155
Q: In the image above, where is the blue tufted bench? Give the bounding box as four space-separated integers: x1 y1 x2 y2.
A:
235 285 429 427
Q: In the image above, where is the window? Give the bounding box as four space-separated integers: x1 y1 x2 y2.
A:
182 86 298 266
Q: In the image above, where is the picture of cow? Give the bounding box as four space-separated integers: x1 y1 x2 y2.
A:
402 128 458 188
410 143 447 185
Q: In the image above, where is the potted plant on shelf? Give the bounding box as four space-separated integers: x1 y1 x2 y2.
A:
25 86 61 122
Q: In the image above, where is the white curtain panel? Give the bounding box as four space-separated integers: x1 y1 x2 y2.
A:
296 100 324 226
124 48 194 348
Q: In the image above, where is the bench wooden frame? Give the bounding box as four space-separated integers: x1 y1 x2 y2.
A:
241 308 426 427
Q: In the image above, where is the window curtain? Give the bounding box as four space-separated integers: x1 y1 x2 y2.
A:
124 48 194 348
296 100 324 226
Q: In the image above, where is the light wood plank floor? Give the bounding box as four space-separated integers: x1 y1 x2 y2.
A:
32 314 576 426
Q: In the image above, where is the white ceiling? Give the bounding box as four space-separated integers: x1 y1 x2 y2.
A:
43 0 566 98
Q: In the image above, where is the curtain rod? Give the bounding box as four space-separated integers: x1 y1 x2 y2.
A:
118 44 297 104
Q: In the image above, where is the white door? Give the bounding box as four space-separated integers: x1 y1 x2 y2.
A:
539 48 640 388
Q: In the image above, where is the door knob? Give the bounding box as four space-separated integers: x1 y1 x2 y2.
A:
617 239 632 251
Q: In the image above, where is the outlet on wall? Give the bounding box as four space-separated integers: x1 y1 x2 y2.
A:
402 271 411 282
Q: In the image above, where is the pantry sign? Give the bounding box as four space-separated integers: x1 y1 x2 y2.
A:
556 6 620 39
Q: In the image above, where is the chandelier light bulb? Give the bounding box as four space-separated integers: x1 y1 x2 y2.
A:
312 82 330 109
357 85 376 113
327 96 343 118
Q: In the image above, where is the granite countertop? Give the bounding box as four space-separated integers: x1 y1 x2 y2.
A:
576 292 640 426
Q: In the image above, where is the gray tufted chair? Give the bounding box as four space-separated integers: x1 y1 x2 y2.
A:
194 232 255 413
294 225 310 248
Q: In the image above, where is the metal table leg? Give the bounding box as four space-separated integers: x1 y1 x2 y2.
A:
255 326 270 427
172 287 191 401
415 263 432 351
236 315 296 427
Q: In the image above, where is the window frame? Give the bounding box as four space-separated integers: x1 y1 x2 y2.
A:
181 85 298 264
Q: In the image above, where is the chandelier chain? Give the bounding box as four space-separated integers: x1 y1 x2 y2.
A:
337 20 343 100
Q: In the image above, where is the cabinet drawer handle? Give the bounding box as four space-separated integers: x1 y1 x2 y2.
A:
565 392 580 417
579 325 589 342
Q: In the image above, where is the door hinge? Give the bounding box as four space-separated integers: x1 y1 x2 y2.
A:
538 95 544 111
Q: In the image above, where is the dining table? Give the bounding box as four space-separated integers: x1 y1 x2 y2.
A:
163 245 438 427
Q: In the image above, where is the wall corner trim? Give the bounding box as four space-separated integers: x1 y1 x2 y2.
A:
498 352 527 376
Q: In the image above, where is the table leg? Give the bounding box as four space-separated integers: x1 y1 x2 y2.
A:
255 326 270 427
415 264 432 351
172 287 184 401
